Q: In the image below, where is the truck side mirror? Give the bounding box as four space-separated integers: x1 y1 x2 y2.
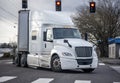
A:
46 29 53 42
47 34 53 42
64 39 72 48
43 32 47 41
64 40 68 43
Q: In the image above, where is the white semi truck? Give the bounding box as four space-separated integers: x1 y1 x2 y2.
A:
15 10 98 72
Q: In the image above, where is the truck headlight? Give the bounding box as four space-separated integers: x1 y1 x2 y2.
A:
62 52 72 56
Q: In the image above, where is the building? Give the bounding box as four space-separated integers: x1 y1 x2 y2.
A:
109 38 120 59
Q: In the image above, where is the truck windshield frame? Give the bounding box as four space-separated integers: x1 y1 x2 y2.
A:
53 28 81 39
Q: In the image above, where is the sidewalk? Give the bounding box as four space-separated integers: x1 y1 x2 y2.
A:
99 58 120 74
99 58 120 66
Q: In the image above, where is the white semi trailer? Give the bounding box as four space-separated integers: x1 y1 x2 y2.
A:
15 10 98 72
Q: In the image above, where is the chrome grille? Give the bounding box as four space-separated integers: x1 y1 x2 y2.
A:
75 47 92 57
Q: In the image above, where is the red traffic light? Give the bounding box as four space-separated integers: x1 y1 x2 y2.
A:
90 2 96 13
56 1 61 6
90 3 95 7
55 1 61 11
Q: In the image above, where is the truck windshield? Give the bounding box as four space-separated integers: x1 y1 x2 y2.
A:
53 28 81 39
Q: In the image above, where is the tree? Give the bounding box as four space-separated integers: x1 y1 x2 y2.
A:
72 0 120 57
0 43 12 48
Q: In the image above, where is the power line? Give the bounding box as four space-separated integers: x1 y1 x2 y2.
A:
8 0 21 10
0 12 16 26
0 5 17 19
0 11 16 24
15 0 22 7
0 17 14 26
7 0 19 11
0 18 9 24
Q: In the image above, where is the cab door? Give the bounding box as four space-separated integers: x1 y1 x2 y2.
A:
43 29 54 55
41 29 54 67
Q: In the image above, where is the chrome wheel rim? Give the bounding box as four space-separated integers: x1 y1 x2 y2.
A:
53 58 61 69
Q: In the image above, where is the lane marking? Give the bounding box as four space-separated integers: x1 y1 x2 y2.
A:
0 76 17 82
0 60 12 62
99 63 105 66
113 82 120 83
74 80 91 83
5 61 13 64
0 60 12 64
31 78 54 83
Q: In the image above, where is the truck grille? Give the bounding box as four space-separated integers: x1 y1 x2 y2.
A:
75 47 92 57
76 59 92 65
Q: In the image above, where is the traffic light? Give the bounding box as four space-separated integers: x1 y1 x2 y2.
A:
56 0 61 11
90 2 96 13
22 0 28 9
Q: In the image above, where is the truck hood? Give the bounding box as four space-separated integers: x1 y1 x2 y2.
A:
54 39 93 47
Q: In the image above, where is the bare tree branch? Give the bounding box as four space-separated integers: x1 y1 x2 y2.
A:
72 0 120 57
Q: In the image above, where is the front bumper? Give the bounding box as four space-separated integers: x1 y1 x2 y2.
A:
60 57 98 70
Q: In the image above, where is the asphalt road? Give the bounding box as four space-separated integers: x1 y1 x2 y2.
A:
0 59 120 83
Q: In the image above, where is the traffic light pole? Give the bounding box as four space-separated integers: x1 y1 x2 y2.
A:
85 32 88 41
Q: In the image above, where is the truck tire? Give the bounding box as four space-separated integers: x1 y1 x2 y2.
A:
21 53 28 67
15 54 21 67
51 55 62 72
12 55 15 64
82 69 95 73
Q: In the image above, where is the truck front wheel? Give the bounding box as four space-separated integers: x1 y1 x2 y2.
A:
51 55 62 72
21 53 28 67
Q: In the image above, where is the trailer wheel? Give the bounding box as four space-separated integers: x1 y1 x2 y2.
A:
21 53 28 67
51 55 62 72
15 54 21 66
82 69 95 73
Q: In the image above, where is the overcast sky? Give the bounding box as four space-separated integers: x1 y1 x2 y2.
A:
0 0 89 43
